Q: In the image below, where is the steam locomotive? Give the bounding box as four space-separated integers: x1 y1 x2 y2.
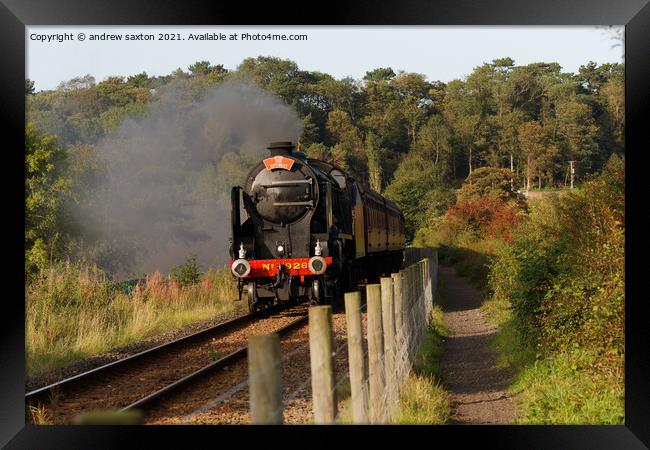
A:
229 142 405 312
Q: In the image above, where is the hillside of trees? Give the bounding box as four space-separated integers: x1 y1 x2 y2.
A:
25 56 624 276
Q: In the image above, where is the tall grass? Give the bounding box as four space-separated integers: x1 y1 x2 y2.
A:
395 297 451 424
26 261 240 376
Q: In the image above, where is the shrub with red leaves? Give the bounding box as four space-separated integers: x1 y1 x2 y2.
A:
445 197 522 241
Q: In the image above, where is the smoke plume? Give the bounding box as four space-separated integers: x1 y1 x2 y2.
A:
76 80 302 276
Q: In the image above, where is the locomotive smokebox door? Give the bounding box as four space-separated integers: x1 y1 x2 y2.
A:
251 170 313 225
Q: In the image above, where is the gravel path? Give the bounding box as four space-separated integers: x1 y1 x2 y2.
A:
439 265 516 424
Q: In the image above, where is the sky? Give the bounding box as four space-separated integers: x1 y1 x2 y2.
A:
26 26 624 92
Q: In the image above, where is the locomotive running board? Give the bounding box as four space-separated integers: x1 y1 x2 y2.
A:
273 200 314 207
262 178 313 187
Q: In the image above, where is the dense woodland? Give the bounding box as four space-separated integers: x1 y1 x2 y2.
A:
25 56 625 421
25 56 624 276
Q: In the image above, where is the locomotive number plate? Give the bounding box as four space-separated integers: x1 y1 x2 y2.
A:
240 257 333 277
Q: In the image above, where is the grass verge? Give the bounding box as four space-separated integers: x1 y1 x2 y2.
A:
481 294 624 424
394 304 451 424
26 262 240 376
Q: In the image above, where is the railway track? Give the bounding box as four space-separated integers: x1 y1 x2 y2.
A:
26 303 309 424
143 305 353 425
122 314 308 413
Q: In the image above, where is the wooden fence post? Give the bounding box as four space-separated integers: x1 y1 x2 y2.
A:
392 271 405 388
426 258 432 304
400 267 410 365
412 264 417 346
309 305 336 424
392 272 404 338
366 284 384 423
248 333 283 424
418 261 426 346
422 260 426 298
344 291 368 424
432 252 438 301
418 261 423 302
426 257 433 307
409 265 417 362
72 410 143 425
380 277 396 417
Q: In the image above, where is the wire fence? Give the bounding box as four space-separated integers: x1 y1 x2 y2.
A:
247 249 438 424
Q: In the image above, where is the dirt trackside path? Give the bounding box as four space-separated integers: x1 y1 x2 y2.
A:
439 265 516 424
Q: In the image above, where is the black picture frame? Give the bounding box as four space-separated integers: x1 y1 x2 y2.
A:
2 1 648 448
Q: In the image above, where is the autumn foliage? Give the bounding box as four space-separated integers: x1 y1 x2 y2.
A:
446 198 522 241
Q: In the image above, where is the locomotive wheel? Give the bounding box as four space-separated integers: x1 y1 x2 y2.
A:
311 278 322 305
288 279 299 305
247 282 258 313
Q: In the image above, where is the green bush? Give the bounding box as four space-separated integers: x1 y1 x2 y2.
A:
489 204 570 347
490 155 623 351
456 167 526 209
170 254 202 287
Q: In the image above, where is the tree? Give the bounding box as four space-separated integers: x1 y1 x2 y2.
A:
384 153 449 239
456 167 526 208
365 132 383 192
298 113 321 149
414 115 453 180
537 143 561 187
518 121 546 190
497 110 525 174
326 109 363 148
600 77 624 152
363 67 396 82
577 61 608 95
304 142 329 160
317 75 362 120
555 100 600 175
361 77 408 154
26 79 35 95
126 72 151 88
325 109 365 176
57 74 96 91
391 73 433 144
25 124 72 275
443 79 481 175
237 56 312 114
189 61 213 75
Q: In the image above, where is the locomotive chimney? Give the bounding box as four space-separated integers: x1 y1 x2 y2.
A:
267 141 295 157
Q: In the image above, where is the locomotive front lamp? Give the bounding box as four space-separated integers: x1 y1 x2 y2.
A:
277 244 284 254
232 242 251 278
231 259 251 278
308 256 327 275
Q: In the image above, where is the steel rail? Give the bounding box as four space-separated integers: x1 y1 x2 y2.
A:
25 304 290 404
121 314 309 412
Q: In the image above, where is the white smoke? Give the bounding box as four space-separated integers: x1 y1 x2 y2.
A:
74 79 302 276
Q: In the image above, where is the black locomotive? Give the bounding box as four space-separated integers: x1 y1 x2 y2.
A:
229 141 405 312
